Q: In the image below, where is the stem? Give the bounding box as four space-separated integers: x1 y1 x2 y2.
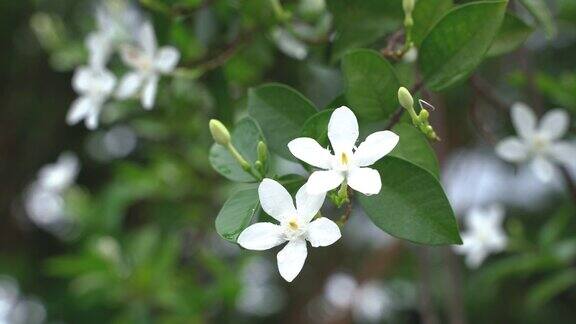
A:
226 143 262 180
384 80 424 130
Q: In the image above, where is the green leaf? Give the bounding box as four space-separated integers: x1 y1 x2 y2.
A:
248 83 318 160
215 188 260 242
342 49 400 121
301 109 333 147
209 117 263 182
487 13 534 57
357 157 460 245
278 174 307 194
518 0 556 39
412 0 453 46
527 269 576 308
419 1 508 91
390 123 440 177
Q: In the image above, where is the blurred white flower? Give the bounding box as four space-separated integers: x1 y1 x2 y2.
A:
237 179 341 282
67 66 117 130
117 21 180 109
496 103 576 182
343 207 394 249
236 257 285 317
453 205 507 268
402 47 418 63
289 106 399 195
0 277 45 324
36 153 80 192
271 27 308 60
324 273 393 322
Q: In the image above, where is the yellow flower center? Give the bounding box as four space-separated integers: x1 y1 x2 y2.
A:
340 152 349 166
288 218 299 230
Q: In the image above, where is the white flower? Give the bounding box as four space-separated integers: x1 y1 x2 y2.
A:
453 205 507 268
117 21 180 109
237 179 341 282
67 66 116 130
496 103 576 182
288 106 399 195
324 273 392 322
271 27 308 60
36 152 80 192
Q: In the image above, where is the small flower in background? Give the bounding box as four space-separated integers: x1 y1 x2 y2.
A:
271 27 309 60
323 273 393 323
235 257 286 317
86 125 138 162
496 103 576 182
0 276 46 324
117 21 180 109
237 179 341 282
453 205 508 268
289 106 399 195
24 153 80 237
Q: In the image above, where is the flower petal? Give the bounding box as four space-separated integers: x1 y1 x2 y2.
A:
154 46 180 73
511 102 537 140
495 137 529 162
138 20 157 55
116 72 143 99
306 170 345 194
306 217 341 247
288 137 333 169
258 178 297 222
141 76 158 110
347 167 382 195
328 106 359 153
530 156 556 183
237 223 285 251
295 184 326 224
354 131 399 167
72 67 93 94
539 109 569 140
277 239 307 282
549 141 576 165
67 97 94 126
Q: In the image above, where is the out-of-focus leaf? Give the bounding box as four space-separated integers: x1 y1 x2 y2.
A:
412 0 453 46
390 123 440 177
527 269 576 308
419 1 507 91
209 117 264 182
248 83 317 160
518 0 556 39
358 157 461 245
487 13 534 57
342 49 400 121
215 187 260 242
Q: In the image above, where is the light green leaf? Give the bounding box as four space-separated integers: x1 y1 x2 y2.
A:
487 13 534 57
518 0 556 39
412 0 453 46
342 49 400 121
209 117 263 182
390 123 440 177
419 1 508 91
248 83 318 160
357 157 461 245
215 187 260 242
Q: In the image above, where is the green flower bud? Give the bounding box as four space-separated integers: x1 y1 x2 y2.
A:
209 119 231 146
257 141 268 164
403 0 415 14
419 109 430 121
398 87 414 110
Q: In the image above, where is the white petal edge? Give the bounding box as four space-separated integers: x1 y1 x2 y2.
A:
154 46 180 73
141 76 158 110
495 137 529 162
295 183 326 224
530 156 556 183
258 178 297 222
354 130 400 167
549 141 576 165
328 106 359 153
347 167 382 196
277 239 307 282
67 97 94 126
539 109 569 140
237 222 285 251
306 170 345 194
288 137 333 169
306 217 341 247
139 20 157 55
116 72 143 99
511 102 537 140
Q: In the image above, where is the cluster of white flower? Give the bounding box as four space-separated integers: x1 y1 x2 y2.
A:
237 107 400 281
68 2 180 130
0 277 46 324
24 153 80 235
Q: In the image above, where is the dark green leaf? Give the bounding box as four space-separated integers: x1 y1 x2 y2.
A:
209 117 263 182
419 1 507 91
487 13 534 57
301 109 333 147
357 157 461 245
390 123 440 177
248 83 318 160
412 0 453 46
215 188 260 242
278 174 307 194
518 0 556 39
342 49 400 121
527 269 576 308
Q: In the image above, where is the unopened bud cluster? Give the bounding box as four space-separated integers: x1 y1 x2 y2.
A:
397 87 440 141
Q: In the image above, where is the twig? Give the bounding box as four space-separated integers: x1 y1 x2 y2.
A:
469 75 509 111
184 31 253 72
384 80 424 130
337 188 354 226
380 29 406 60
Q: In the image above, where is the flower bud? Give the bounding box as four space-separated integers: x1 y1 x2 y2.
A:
403 0 415 14
209 119 231 146
257 141 268 164
398 87 414 110
419 109 429 121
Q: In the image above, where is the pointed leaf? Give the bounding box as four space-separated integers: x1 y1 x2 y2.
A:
215 187 260 242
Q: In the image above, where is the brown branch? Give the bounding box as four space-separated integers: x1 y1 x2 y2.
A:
384 80 424 130
183 31 254 72
380 29 406 60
